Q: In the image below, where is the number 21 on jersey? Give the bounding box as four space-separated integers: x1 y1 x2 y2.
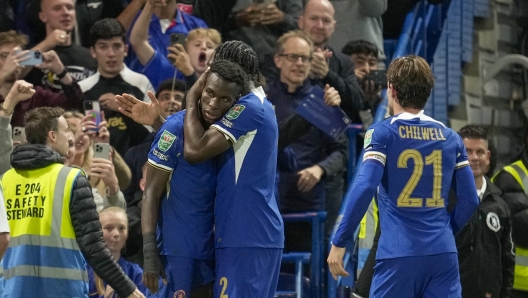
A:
397 149 444 208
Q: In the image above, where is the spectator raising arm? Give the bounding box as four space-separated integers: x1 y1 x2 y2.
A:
129 1 158 66
0 80 35 174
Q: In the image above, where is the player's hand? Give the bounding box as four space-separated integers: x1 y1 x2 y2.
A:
323 84 340 106
186 67 209 108
297 165 324 193
167 44 194 76
116 92 160 126
327 244 349 280
310 48 331 79
4 80 35 106
125 288 146 298
260 3 284 25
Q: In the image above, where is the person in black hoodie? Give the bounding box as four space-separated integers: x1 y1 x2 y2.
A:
0 106 145 298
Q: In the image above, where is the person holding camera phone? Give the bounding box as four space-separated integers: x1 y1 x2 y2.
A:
129 0 219 90
63 111 128 212
342 40 383 130
126 0 208 74
0 31 85 128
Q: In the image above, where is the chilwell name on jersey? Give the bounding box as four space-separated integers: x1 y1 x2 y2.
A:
398 125 447 141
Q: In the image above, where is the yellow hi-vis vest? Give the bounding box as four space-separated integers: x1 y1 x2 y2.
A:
492 160 528 292
0 163 88 297
357 198 378 275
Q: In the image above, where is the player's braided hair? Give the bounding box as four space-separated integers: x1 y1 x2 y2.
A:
212 40 260 82
210 60 248 92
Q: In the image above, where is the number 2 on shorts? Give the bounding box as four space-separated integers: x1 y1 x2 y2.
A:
220 277 228 298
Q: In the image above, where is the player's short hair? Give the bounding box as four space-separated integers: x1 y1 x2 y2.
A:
458 124 488 141
89 18 127 48
341 40 378 59
24 107 65 145
387 55 434 109
275 30 314 56
185 28 222 49
212 40 259 82
209 60 248 92
156 79 186 98
0 30 28 48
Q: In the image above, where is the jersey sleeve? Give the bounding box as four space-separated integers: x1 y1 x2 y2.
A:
211 98 261 144
362 124 389 167
147 115 182 172
455 134 470 169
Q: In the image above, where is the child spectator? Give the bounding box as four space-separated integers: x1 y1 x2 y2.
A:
88 207 149 298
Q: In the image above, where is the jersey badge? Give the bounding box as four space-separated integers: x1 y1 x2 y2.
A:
174 290 186 298
364 129 374 148
225 104 245 120
486 212 500 232
158 130 177 152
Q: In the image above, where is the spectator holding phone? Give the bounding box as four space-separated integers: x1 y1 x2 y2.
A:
130 0 220 89
79 18 154 157
0 31 84 128
342 40 382 129
63 111 128 212
126 0 208 73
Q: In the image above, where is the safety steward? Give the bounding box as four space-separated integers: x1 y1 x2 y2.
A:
492 132 528 298
0 107 143 298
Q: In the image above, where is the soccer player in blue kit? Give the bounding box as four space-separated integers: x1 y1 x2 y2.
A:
183 41 284 298
141 60 249 297
327 55 479 297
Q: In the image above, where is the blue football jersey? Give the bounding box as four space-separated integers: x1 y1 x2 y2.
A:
148 111 216 259
211 87 284 248
332 111 477 259
363 111 469 259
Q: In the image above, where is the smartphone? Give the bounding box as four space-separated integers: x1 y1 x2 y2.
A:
366 69 387 89
83 101 101 132
12 126 27 144
170 33 186 47
93 143 111 160
15 50 43 66
168 33 187 64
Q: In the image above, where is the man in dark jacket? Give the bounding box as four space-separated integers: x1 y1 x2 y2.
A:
492 124 528 298
0 107 144 298
454 125 515 298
